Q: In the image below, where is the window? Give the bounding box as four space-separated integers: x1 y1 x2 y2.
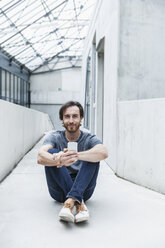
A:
1 69 6 100
84 49 92 129
0 68 30 107
6 71 10 101
14 75 18 104
17 77 20 104
10 74 14 102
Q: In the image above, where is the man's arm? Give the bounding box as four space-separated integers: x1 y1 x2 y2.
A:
37 144 62 166
37 144 78 167
77 144 108 162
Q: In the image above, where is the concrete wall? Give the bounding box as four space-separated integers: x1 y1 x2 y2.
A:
30 68 82 129
81 0 119 170
117 0 165 194
82 0 165 194
119 0 165 100
117 98 165 194
0 100 53 182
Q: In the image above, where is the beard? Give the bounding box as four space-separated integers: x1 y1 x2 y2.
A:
63 122 81 133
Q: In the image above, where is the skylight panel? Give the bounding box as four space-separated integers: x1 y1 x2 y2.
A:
0 0 96 71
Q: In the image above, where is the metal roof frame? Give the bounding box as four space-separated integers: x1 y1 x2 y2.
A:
0 0 95 72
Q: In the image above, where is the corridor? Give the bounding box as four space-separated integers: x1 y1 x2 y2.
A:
0 136 165 248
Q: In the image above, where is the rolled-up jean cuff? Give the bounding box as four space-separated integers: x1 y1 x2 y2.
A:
66 194 81 204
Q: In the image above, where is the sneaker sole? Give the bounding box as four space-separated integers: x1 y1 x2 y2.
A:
59 214 74 223
75 216 89 223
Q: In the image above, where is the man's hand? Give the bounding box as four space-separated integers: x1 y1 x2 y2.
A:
56 150 78 168
52 151 63 168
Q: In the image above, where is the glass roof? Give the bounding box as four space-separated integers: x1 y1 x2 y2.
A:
0 0 95 72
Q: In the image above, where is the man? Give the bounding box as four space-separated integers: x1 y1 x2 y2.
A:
37 101 108 223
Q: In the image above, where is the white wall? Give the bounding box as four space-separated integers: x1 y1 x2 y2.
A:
0 100 53 182
81 0 119 170
82 0 165 194
119 0 165 100
30 68 81 93
30 68 82 129
116 0 165 193
117 99 165 194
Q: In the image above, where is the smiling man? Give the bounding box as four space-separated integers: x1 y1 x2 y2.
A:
37 101 108 223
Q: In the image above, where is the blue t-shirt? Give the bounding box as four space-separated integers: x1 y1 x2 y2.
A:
43 130 102 175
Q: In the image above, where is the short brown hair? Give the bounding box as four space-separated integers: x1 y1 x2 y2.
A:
59 101 84 120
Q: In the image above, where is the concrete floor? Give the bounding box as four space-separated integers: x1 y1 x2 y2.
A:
1 137 165 248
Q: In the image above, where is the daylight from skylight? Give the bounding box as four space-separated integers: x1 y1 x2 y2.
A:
0 0 96 71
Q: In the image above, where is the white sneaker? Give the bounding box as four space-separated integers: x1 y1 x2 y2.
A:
58 206 74 223
58 199 75 223
75 202 89 223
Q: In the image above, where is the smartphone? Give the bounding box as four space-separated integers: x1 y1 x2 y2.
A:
67 142 78 151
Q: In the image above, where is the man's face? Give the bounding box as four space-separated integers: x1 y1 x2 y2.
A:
62 106 82 133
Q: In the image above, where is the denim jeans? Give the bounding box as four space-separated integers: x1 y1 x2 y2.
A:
45 148 100 204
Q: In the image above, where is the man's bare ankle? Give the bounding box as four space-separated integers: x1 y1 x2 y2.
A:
76 201 86 214
65 198 76 203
